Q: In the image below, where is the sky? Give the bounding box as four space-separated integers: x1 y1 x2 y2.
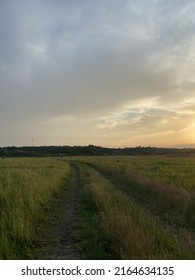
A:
1 0 195 148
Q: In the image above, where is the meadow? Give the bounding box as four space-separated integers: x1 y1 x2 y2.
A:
0 155 195 259
0 157 71 259
76 155 195 259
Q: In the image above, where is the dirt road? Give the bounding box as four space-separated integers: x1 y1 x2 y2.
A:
35 162 81 260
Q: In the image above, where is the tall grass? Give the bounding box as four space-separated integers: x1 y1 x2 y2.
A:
76 164 118 260
78 157 195 232
0 158 70 259
77 155 195 191
80 164 194 259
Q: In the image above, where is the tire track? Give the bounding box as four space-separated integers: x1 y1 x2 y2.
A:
35 162 81 260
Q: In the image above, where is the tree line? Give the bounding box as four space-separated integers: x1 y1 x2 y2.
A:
0 145 194 157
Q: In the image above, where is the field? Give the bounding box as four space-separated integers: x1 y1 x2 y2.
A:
0 155 195 259
0 157 71 259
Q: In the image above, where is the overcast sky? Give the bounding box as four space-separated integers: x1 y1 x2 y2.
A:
1 0 195 147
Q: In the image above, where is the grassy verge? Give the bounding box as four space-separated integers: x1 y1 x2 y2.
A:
78 163 194 259
0 158 70 259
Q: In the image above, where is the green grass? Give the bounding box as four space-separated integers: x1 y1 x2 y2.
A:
0 157 70 259
74 163 117 260
73 156 195 227
1 155 195 260
70 155 195 259
78 163 194 259
75 155 195 191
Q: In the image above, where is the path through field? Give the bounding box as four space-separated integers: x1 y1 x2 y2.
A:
2 156 194 260
34 159 195 260
35 162 81 260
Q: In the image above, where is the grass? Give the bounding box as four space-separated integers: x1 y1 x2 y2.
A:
1 155 195 260
75 163 117 259
71 155 195 258
74 156 195 228
0 157 70 259
78 163 194 259
76 155 195 191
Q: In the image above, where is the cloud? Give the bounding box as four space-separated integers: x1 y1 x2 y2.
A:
0 0 195 146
